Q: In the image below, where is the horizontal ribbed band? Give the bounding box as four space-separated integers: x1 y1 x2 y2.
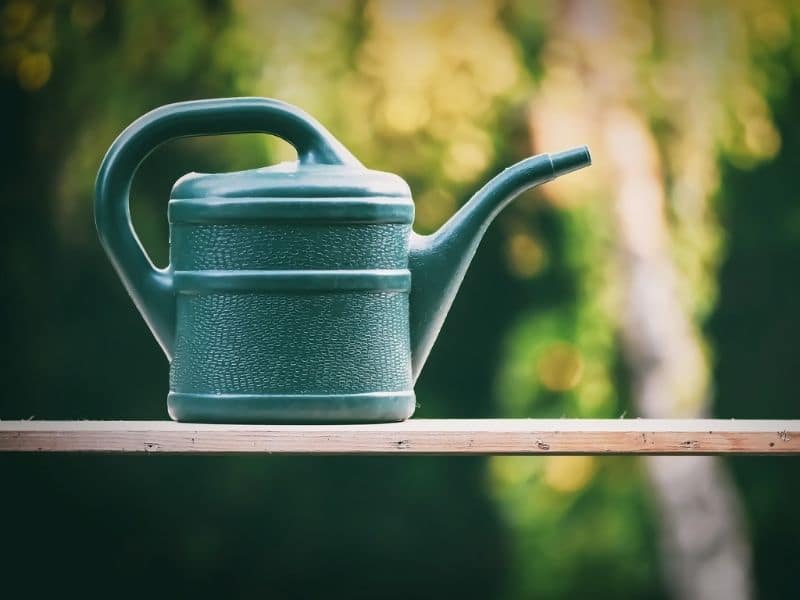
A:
174 269 411 293
169 197 414 224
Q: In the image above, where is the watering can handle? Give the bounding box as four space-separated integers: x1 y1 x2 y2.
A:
94 97 361 359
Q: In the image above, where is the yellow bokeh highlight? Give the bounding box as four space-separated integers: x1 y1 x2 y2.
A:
754 8 791 49
17 51 51 91
491 455 543 488
542 456 596 493
1 1 34 38
360 0 521 160
443 137 491 181
537 342 584 392
381 92 430 134
506 231 547 278
743 116 781 158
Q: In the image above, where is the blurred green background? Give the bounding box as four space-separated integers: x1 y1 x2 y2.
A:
1 1 798 598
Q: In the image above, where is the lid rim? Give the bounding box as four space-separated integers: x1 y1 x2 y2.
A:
170 163 412 200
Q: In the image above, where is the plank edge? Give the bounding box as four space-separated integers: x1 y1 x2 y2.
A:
0 419 797 455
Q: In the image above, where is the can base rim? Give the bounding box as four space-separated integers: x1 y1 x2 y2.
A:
167 391 416 424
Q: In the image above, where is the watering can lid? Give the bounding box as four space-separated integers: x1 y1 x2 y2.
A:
170 161 412 200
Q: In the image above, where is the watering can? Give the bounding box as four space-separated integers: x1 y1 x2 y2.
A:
95 98 591 423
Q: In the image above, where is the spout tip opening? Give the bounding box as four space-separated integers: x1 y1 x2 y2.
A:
551 145 592 177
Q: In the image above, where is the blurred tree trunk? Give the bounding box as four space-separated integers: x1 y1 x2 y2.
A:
606 108 753 600
526 1 759 598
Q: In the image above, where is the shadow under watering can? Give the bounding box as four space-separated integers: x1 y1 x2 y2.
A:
95 97 591 423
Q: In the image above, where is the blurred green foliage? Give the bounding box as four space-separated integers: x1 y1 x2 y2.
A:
0 1 798 598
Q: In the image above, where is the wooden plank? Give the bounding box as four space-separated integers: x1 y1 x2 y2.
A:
0 419 797 455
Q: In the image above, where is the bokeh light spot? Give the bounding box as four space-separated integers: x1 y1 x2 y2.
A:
1 1 34 38
443 138 491 181
381 92 430 134
17 51 51 91
543 456 595 493
506 231 547 278
537 342 584 392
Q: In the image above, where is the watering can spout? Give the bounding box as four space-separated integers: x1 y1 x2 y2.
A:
550 145 593 177
408 145 591 381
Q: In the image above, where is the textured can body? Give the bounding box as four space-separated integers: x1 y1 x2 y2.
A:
166 200 416 423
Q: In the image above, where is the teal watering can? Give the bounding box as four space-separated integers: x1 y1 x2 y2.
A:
95 98 591 423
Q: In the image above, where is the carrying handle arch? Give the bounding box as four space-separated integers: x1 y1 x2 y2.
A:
95 97 361 360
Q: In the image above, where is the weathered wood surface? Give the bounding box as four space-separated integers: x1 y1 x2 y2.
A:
0 419 797 455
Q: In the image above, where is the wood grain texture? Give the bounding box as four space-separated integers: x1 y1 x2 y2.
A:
0 419 797 455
